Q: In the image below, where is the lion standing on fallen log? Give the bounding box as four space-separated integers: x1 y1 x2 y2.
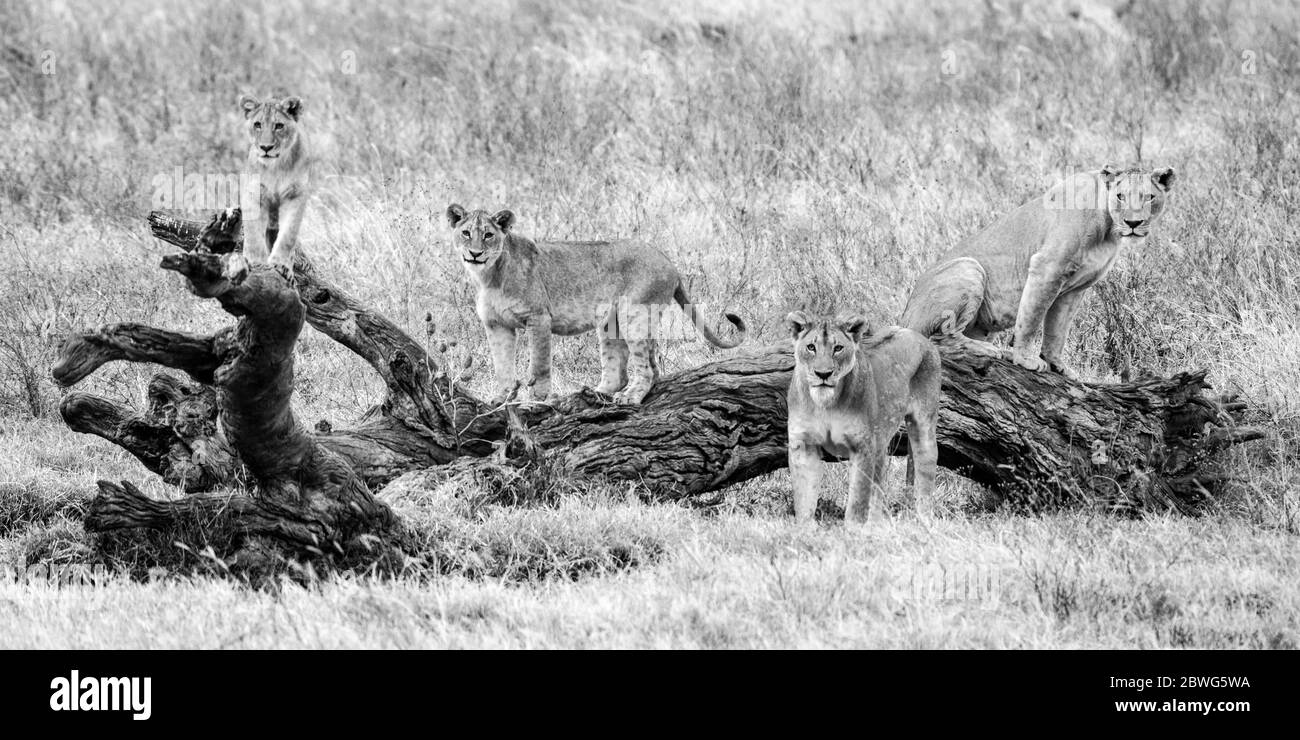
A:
445 204 747 405
900 165 1176 378
230 94 315 282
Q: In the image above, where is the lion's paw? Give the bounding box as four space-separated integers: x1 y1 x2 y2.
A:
1010 351 1049 372
487 382 521 407
593 380 625 395
612 386 649 405
1046 358 1080 381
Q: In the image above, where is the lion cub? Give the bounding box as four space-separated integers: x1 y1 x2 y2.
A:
786 312 940 522
231 94 313 280
447 204 747 405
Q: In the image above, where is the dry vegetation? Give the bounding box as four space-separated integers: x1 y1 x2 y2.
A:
0 0 1297 647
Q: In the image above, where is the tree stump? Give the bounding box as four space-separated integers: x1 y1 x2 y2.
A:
54 211 397 552
53 209 1265 553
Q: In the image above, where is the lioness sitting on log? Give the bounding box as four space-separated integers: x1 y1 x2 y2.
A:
786 312 940 522
447 204 747 405
900 165 1176 379
229 94 314 282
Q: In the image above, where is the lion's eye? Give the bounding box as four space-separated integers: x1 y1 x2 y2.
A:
833 345 844 354
1144 194 1154 202
274 122 284 131
484 232 495 240
461 230 471 239
1115 193 1125 202
806 344 816 353
253 122 262 130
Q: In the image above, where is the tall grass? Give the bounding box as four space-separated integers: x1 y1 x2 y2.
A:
2 0 1297 514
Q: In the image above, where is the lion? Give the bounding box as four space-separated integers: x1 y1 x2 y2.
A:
786 312 940 522
230 94 314 281
899 165 1176 378
446 204 747 405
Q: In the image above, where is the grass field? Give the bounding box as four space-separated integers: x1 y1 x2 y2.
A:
1 0 1298 648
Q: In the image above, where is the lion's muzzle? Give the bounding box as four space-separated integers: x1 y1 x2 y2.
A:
808 385 837 407
1119 219 1149 237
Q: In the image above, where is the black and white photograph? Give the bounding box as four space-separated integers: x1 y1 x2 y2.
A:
0 0 1294 696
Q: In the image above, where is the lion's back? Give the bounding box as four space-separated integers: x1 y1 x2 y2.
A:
533 239 679 302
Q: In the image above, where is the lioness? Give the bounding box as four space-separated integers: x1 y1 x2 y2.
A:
231 94 313 280
900 165 1175 377
447 204 747 405
786 312 940 522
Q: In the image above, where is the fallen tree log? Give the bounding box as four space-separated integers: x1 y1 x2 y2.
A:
54 212 398 550
53 209 1265 545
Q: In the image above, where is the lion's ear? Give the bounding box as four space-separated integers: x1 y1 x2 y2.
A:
1100 163 1121 184
491 210 515 233
786 310 811 338
1152 167 1176 191
281 96 304 120
446 204 467 228
837 314 870 344
239 95 260 117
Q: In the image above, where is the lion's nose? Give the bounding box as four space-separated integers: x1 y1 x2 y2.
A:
814 370 833 381
260 144 275 153
1124 219 1145 229
468 249 484 258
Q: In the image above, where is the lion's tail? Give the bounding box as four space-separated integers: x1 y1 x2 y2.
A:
673 283 747 349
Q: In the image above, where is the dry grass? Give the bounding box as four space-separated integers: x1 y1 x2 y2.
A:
3 505 1296 648
1 0 1298 647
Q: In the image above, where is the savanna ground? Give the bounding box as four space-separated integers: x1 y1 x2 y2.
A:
1 0 1298 648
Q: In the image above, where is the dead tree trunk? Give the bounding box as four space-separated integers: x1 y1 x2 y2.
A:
54 212 397 550
54 210 1264 538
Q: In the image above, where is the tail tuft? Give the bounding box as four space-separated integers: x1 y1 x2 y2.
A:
675 283 747 349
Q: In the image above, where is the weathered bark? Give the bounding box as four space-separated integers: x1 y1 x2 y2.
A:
55 215 397 548
58 375 239 493
914 351 1261 511
54 210 1265 528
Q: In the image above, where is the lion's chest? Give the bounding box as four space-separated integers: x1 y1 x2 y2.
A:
478 290 531 329
246 160 304 205
789 407 869 458
1060 239 1124 293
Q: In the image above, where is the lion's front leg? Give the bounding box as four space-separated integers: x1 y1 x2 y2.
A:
788 439 823 523
232 201 270 284
240 192 270 263
268 194 306 280
525 314 553 401
845 448 885 523
1011 253 1067 372
1041 289 1085 380
486 324 519 405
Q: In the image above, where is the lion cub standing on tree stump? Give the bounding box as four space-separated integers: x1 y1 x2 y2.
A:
230 94 314 282
447 204 747 405
786 312 941 522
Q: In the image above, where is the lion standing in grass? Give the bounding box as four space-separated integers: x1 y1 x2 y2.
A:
900 165 1176 378
786 312 940 522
